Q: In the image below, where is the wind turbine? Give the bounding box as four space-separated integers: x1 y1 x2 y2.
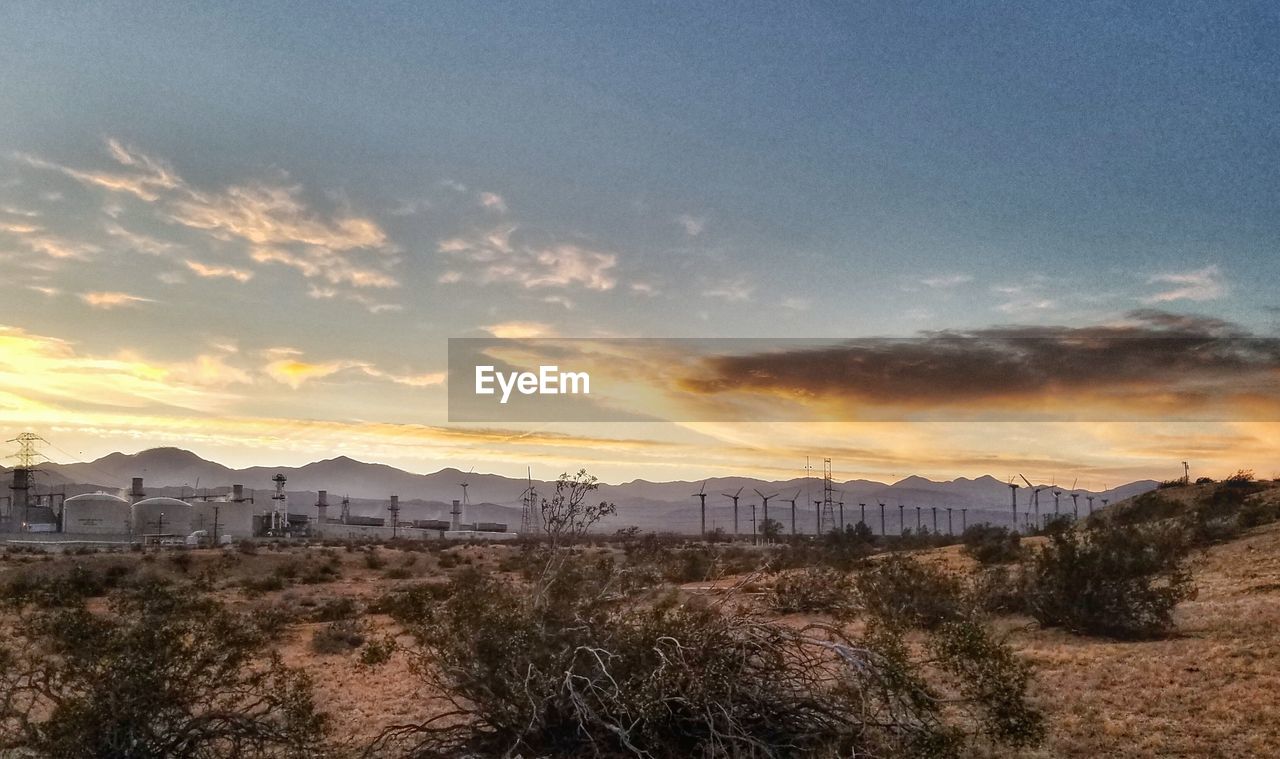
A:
723 487 743 537
691 481 708 537
1019 474 1042 529
781 489 801 536
753 489 778 534
1007 477 1020 528
1070 478 1080 519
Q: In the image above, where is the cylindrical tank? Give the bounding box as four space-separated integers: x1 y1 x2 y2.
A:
131 497 192 537
61 492 131 535
190 500 254 539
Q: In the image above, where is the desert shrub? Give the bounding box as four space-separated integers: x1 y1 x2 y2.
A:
1112 491 1184 525
360 637 394 666
855 555 969 630
961 524 1022 564
969 565 1030 615
383 566 412 580
363 548 385 570
1183 475 1274 544
437 551 460 569
240 574 286 596
310 619 365 654
309 596 358 622
1194 476 1215 485
168 550 194 573
1025 522 1194 639
0 580 325 756
368 581 451 622
237 539 258 555
300 559 340 584
378 563 1042 758
1239 498 1280 529
767 567 856 617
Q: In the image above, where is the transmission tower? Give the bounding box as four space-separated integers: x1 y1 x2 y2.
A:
520 468 538 535
818 458 836 534
7 433 45 525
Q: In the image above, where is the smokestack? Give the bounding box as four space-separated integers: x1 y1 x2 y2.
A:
450 499 462 531
129 477 145 503
317 490 329 523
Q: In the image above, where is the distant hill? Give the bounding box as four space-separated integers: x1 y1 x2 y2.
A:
8 448 1159 534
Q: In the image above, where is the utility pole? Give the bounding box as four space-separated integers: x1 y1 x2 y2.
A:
879 502 886 536
961 508 967 531
946 507 953 536
898 504 905 536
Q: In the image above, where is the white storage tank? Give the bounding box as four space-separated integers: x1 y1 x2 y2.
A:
190 500 254 538
62 492 131 535
131 497 192 538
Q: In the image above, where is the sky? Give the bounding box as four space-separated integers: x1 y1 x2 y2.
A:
0 1 1277 486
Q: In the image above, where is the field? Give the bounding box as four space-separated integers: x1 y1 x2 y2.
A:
2 481 1279 757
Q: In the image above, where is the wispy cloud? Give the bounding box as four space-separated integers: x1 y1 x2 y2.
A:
921 274 973 289
21 139 400 296
80 291 152 309
676 214 706 237
185 259 254 282
1144 264 1226 303
483 321 555 338
479 191 507 213
263 350 442 389
703 278 755 302
439 228 618 291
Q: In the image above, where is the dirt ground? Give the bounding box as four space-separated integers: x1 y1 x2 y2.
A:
4 508 1280 756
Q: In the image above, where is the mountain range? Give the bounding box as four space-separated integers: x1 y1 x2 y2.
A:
5 448 1158 534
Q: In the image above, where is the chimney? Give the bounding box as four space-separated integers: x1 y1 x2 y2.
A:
317 490 329 523
450 499 462 531
129 477 145 503
232 484 245 502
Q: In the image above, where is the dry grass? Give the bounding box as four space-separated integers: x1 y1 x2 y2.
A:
5 488 1280 756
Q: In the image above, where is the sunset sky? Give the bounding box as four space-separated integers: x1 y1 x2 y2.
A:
1 2 1278 486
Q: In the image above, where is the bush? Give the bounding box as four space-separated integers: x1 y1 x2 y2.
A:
1112 491 1183 525
309 596 358 622
311 619 366 654
855 555 969 630
961 524 1022 564
969 565 1029 615
1025 522 1194 639
379 561 1042 758
0 580 325 755
767 567 856 617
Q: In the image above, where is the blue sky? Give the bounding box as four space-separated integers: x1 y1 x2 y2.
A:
0 2 1277 482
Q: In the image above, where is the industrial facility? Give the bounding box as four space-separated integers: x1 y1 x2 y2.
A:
0 433 518 547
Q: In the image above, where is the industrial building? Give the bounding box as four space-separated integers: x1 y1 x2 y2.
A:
3 433 519 546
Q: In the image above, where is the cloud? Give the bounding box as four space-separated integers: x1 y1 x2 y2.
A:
921 274 973 289
21 139 400 295
185 259 254 282
262 348 442 389
703 279 755 302
1144 264 1226 303
80 291 152 309
780 297 810 311
250 245 396 288
27 285 60 297
671 310 1280 419
629 282 659 297
105 222 175 256
479 191 507 213
264 358 355 389
483 321 555 339
676 214 706 237
0 324 245 412
18 139 181 201
439 229 618 291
